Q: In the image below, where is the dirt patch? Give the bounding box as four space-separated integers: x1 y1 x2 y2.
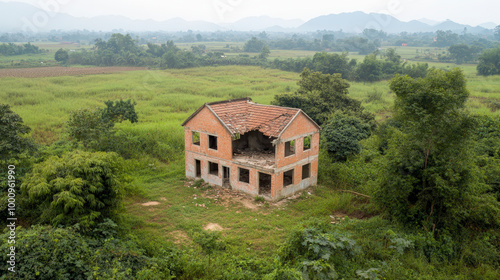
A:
141 201 160 206
203 223 224 231
202 187 260 210
170 230 192 245
0 66 147 78
237 198 259 210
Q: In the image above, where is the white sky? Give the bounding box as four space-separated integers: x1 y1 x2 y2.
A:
4 0 499 26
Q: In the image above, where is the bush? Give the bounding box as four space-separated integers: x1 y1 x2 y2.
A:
321 113 371 161
0 225 175 279
21 150 128 230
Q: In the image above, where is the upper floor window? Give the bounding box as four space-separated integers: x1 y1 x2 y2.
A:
303 135 311 151
285 140 295 157
208 135 218 150
192 131 200 146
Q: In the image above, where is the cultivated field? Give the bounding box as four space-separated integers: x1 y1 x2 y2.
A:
0 66 148 78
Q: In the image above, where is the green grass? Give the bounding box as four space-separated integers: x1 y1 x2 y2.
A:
2 64 498 144
3 63 499 278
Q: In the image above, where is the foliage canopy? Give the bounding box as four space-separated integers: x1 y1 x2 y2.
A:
375 68 500 234
0 103 36 160
272 68 375 126
21 150 127 229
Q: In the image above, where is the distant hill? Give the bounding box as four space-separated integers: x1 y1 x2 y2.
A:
222 16 303 31
0 1 222 32
0 1 493 34
298 12 490 34
478 22 498 29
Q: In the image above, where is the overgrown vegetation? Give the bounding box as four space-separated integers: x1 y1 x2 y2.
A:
1 55 499 278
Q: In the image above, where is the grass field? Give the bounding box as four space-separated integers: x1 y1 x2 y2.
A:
2 63 498 144
2 61 499 277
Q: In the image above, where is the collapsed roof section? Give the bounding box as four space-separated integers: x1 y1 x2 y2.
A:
182 97 320 138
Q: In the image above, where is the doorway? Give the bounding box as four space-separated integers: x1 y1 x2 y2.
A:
195 159 201 177
259 172 271 196
223 166 230 187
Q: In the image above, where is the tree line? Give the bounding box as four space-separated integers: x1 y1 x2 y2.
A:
0 42 43 56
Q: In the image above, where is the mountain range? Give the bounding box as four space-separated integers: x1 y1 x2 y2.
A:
0 1 495 34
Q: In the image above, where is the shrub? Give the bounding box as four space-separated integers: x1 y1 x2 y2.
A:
21 150 127 230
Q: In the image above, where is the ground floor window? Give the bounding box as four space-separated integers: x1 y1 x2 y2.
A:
283 169 294 187
209 161 219 176
302 163 310 179
239 167 250 183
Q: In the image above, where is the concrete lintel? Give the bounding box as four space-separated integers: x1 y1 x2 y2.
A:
275 155 318 173
186 150 277 174
232 161 276 174
279 131 319 143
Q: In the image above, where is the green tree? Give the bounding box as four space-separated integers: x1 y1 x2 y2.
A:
21 151 127 229
355 53 383 82
448 44 480 64
312 52 353 78
259 45 271 60
67 100 138 150
494 25 500 41
477 47 500 76
243 37 266 52
0 103 36 160
385 48 401 64
67 107 114 150
102 99 138 124
55 48 69 63
375 68 500 234
272 68 374 126
322 113 371 161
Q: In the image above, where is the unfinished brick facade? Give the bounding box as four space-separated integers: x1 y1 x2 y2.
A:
182 98 320 200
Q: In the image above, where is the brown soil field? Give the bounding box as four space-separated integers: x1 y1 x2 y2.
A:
0 66 148 78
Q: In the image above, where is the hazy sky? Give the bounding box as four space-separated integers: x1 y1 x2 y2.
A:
4 0 499 26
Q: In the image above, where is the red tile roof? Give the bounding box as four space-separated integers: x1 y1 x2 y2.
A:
182 98 318 138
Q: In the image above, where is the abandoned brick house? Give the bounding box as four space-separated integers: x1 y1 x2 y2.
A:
182 97 320 200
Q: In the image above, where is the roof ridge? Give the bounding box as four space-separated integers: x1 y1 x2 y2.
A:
206 97 251 106
247 101 300 111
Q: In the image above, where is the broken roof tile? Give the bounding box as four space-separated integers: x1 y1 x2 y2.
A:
207 98 299 137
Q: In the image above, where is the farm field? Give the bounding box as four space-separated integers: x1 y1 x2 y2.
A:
0 66 147 78
1 64 498 145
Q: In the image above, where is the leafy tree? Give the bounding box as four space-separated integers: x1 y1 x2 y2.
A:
495 25 500 41
102 99 138 124
401 62 429 78
312 52 353 79
477 47 500 76
272 68 374 126
434 30 459 47
385 48 401 64
67 107 114 150
21 150 127 229
355 54 383 82
243 37 266 52
55 48 69 63
448 44 480 64
67 100 138 150
0 103 36 160
375 68 500 234
322 113 371 161
259 45 271 60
